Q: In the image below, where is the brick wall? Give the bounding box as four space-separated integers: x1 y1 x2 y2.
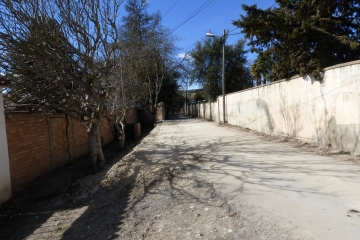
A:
125 108 139 124
5 112 114 194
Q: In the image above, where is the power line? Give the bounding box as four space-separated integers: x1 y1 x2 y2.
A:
168 0 215 35
267 3 278 10
169 0 214 34
228 33 241 36
162 0 181 18
229 27 238 33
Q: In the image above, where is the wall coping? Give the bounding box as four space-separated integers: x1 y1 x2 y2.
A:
224 59 360 98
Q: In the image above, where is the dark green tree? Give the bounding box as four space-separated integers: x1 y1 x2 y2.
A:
158 72 185 114
190 37 253 101
233 0 360 81
194 91 205 102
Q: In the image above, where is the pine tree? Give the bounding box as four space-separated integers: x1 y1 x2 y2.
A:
233 0 360 81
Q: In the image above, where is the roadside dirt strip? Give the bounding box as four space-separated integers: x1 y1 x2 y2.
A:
1 116 360 239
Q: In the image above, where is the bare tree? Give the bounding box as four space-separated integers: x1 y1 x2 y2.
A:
120 0 183 124
108 48 148 149
0 0 123 170
145 33 184 123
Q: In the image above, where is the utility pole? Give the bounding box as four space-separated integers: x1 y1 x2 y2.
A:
206 30 227 123
221 29 226 123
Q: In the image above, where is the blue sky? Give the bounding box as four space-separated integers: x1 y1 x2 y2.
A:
144 0 276 61
119 0 276 89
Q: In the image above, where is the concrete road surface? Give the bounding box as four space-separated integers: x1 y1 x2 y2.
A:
142 116 360 239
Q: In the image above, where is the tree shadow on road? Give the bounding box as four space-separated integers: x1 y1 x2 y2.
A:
0 138 142 240
60 115 360 239
2 115 360 239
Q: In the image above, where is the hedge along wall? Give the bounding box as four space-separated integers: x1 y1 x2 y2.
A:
198 60 360 155
5 112 114 194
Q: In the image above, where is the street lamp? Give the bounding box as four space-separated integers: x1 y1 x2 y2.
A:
206 30 226 123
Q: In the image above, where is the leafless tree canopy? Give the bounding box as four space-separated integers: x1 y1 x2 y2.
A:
119 0 185 124
0 0 124 169
0 0 185 169
0 0 122 117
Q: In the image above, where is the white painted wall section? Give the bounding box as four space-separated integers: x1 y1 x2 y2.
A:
196 60 360 155
0 88 11 204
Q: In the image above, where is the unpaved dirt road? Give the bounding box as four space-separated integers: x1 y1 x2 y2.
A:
1 116 360 239
132 116 360 240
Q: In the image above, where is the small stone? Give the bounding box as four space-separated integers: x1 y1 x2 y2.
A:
204 208 209 211
196 213 201 217
228 229 233 233
190 206 194 209
199 233 204 236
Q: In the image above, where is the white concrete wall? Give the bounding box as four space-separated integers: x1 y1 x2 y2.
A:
204 102 211 120
199 103 204 118
202 60 360 154
211 101 219 123
0 88 11 204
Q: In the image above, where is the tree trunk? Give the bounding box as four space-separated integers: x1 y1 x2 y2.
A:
115 114 126 151
88 120 106 170
151 105 156 126
119 124 125 150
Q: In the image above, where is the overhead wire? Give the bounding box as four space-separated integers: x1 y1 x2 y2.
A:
162 0 181 18
168 0 215 35
229 27 238 33
166 1 276 36
268 3 278 9
168 0 214 34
